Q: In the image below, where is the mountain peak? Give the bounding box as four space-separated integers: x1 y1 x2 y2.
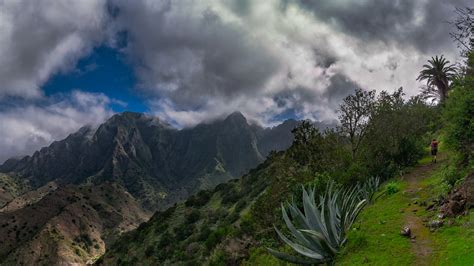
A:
103 112 152 127
115 111 147 120
224 111 247 123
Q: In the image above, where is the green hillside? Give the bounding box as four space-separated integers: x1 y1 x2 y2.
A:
339 152 474 265
100 52 473 265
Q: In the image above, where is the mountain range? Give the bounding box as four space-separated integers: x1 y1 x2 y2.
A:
0 111 314 264
1 111 300 210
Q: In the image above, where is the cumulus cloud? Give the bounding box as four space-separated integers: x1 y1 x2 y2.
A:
0 0 108 99
0 91 114 163
288 0 464 53
0 0 470 160
110 0 468 126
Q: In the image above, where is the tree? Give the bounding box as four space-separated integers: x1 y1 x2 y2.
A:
417 55 456 103
443 52 474 163
291 120 318 146
449 7 474 58
289 120 322 166
338 89 376 160
363 88 438 177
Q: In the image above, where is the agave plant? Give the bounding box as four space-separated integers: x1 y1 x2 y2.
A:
358 176 381 203
267 183 366 265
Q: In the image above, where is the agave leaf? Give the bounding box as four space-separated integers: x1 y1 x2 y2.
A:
281 205 312 247
345 199 366 232
288 200 311 230
282 201 325 255
269 180 371 264
300 229 338 255
327 195 340 245
302 188 325 233
266 248 325 265
320 197 339 248
274 227 325 259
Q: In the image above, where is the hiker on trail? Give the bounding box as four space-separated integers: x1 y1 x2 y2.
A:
430 138 438 163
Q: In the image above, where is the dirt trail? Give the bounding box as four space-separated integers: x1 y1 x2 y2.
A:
401 154 445 265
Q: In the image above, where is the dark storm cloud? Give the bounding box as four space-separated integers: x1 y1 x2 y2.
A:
111 0 280 109
107 0 467 125
323 74 360 109
224 0 252 16
270 74 359 120
0 0 468 158
289 0 471 53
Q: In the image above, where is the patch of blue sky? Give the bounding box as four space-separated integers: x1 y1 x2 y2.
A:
42 45 148 113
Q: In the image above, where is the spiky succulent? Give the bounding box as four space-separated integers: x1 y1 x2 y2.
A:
358 176 381 203
267 183 366 265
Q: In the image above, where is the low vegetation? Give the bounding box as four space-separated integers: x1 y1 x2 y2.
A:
100 10 473 265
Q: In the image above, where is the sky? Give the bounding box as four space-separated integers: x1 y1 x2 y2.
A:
0 0 471 163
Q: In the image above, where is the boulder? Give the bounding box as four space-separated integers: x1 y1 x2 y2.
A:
428 219 444 229
400 226 411 237
439 171 474 217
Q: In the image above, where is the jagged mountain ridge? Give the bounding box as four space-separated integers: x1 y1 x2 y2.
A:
0 111 302 210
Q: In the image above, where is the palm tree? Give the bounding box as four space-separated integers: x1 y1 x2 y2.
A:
417 55 456 103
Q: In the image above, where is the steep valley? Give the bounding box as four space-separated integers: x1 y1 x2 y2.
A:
0 111 305 264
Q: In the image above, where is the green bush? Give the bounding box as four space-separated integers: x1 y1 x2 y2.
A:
185 209 200 224
443 53 474 163
385 181 400 195
221 186 240 204
205 226 230 250
144 245 155 257
198 226 211 242
158 231 172 248
185 190 211 207
208 249 227 266
234 199 247 213
239 212 255 234
174 224 194 241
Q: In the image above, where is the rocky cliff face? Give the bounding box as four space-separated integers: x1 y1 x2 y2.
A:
0 112 299 211
0 112 331 265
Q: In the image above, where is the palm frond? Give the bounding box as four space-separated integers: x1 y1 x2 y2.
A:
417 55 457 102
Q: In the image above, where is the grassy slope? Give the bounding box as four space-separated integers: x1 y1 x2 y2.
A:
339 181 414 265
100 147 473 265
99 151 322 265
338 153 474 265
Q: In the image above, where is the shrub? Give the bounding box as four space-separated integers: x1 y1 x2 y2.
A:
239 213 255 234
198 227 211 242
145 245 155 257
205 226 230 250
174 224 194 241
234 199 247 213
185 209 200 224
208 249 228 266
385 181 400 195
443 62 474 163
185 191 211 207
225 212 240 224
440 163 465 187
221 186 240 204
158 232 172 248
